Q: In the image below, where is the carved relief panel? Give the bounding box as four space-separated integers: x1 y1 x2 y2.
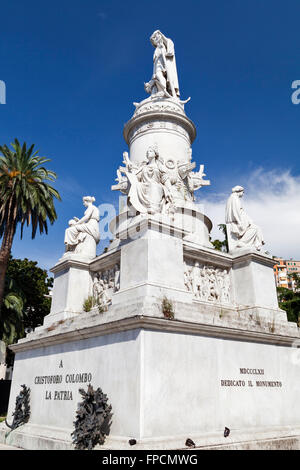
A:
92 264 120 310
184 259 232 304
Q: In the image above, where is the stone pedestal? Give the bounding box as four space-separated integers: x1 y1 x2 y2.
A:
1 314 300 450
113 229 192 307
43 254 92 327
231 250 287 323
2 221 299 451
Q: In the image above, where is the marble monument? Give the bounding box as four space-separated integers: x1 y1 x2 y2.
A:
1 30 300 450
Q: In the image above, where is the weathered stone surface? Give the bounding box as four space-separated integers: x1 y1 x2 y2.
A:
1 318 300 450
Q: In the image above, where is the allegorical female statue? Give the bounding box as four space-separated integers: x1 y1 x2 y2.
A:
64 196 100 257
112 145 211 215
144 30 180 99
225 186 265 252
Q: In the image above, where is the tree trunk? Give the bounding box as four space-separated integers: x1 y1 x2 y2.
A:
0 219 16 315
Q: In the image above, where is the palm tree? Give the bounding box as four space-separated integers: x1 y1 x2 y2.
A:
1 276 24 344
0 139 61 313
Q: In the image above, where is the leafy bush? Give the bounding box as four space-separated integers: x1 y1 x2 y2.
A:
277 287 300 325
83 296 94 313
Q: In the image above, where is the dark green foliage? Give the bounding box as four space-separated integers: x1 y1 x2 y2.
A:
211 224 229 253
211 239 224 251
0 256 53 349
277 287 294 303
5 384 30 430
277 285 300 325
279 296 300 325
0 139 60 322
0 139 60 240
289 273 300 291
6 256 53 330
83 296 94 313
1 274 24 345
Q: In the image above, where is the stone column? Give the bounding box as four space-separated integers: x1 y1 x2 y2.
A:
123 98 196 166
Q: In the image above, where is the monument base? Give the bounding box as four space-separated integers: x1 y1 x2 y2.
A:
1 422 300 450
1 312 299 450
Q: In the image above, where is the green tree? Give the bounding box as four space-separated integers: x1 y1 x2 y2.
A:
277 286 300 325
5 256 53 332
211 224 229 253
1 256 53 366
288 272 300 291
1 274 24 344
277 287 294 303
0 139 60 313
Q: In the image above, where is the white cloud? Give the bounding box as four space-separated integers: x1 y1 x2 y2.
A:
199 168 300 260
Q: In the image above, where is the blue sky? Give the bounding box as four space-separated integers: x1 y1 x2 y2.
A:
0 0 300 270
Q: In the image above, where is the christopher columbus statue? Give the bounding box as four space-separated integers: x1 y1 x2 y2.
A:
144 30 180 99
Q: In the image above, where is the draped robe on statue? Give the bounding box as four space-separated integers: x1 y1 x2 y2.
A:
225 192 264 250
126 160 169 215
153 34 180 98
64 205 100 250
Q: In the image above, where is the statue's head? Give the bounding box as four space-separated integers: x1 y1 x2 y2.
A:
83 196 96 206
150 30 164 47
146 144 159 161
231 186 244 197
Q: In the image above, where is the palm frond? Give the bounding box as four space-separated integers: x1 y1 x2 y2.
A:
0 139 61 240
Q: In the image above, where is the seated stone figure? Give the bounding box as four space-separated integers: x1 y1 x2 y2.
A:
225 186 265 252
64 196 100 258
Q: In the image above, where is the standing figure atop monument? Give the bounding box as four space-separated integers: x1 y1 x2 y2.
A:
144 30 180 99
225 186 265 252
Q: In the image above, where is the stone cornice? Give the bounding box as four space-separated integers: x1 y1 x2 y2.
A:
10 316 299 353
183 244 275 269
50 256 90 274
232 251 275 268
89 248 121 272
183 242 233 267
123 110 196 145
110 210 212 243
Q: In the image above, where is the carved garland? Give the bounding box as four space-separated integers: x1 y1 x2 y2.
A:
5 384 30 430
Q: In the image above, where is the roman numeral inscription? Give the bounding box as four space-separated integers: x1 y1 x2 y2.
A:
220 368 283 388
